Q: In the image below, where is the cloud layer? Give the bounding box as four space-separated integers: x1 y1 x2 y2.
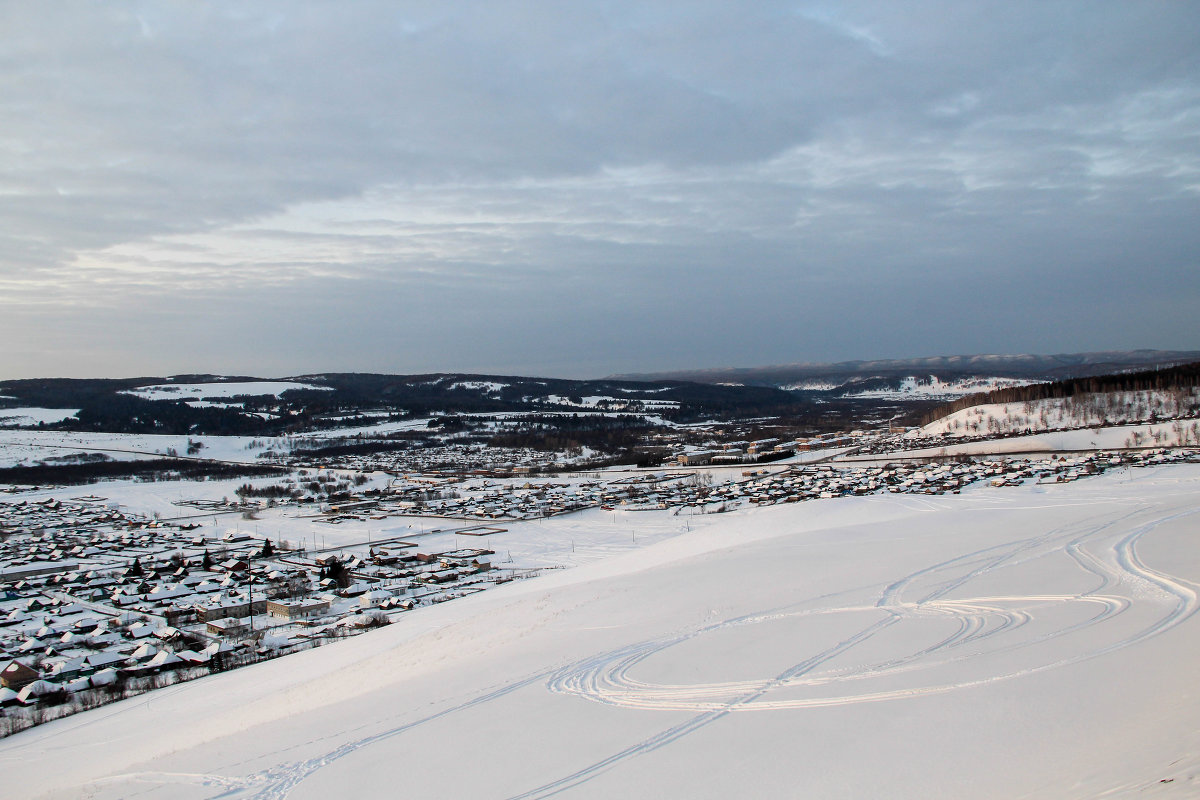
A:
3 2 1199 378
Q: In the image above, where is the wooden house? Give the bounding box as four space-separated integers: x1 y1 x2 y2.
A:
1 659 39 690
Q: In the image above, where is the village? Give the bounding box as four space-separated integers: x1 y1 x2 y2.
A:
0 486 509 734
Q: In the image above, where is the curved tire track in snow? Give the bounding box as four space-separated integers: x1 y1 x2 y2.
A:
515 505 1199 798
238 504 1197 800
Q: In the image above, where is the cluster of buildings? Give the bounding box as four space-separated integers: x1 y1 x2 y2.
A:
375 473 685 520
3 438 1196 729
669 449 1193 511
0 489 511 724
673 433 865 466
299 442 579 477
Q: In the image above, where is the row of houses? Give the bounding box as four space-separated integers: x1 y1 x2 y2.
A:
674 431 876 466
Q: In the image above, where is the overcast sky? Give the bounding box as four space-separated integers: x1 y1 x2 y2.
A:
3 2 1198 380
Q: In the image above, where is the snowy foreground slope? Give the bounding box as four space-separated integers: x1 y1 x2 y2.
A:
4 467 1200 799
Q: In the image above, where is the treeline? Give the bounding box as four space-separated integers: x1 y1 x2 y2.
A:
0 458 286 486
488 415 653 453
920 361 1200 426
292 439 420 459
69 394 284 435
0 377 160 408
311 373 808 420
490 413 652 430
235 481 300 499
0 378 341 436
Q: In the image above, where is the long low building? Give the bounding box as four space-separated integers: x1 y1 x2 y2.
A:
677 450 719 465
196 598 267 622
266 598 330 620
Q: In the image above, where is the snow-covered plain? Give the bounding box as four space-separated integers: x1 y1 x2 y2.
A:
545 394 680 410
0 408 677 468
843 375 1040 400
446 380 509 392
778 375 1040 398
0 430 288 468
0 408 80 427
3 464 1199 799
122 381 332 401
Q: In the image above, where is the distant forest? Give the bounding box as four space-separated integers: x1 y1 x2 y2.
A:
0 373 811 435
0 458 286 486
919 362 1200 426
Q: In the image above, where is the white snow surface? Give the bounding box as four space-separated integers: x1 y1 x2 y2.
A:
0 408 80 427
3 465 1200 798
781 380 840 391
122 381 332 401
849 423 1200 462
843 375 1040 400
0 408 680 468
917 389 1200 439
446 380 508 392
0 430 285 468
546 394 680 409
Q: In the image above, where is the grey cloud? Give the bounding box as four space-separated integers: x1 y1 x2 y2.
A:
1 2 1198 378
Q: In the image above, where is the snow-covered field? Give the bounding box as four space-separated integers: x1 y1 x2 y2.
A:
446 380 509 392
0 430 288 468
121 381 332 401
545 394 680 410
0 408 680 469
0 408 80 427
780 380 839 391
843 375 1040 400
780 375 1041 398
4 464 1199 799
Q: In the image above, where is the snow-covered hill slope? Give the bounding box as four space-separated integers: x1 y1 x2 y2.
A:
615 349 1200 387
4 465 1200 799
916 389 1200 443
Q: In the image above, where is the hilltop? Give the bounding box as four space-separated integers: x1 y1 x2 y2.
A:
612 349 1200 396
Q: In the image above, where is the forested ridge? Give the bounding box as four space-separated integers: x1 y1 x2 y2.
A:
920 362 1200 426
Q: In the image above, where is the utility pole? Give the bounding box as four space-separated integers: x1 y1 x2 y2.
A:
248 557 254 632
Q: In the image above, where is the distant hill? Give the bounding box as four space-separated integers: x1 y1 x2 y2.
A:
0 372 807 435
611 350 1200 395
7 351 1198 437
